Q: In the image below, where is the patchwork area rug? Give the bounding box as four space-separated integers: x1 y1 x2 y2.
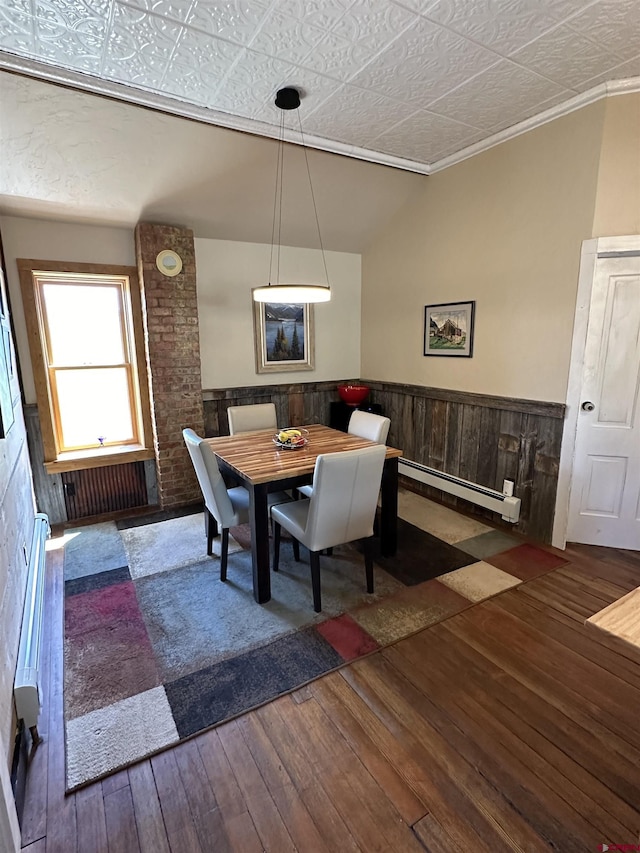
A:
62 493 568 790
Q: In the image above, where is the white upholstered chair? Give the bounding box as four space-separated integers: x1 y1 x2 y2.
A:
297 409 390 500
183 428 291 580
227 402 277 435
271 445 386 612
347 409 391 443
183 428 249 580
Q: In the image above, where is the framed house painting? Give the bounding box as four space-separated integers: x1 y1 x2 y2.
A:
252 295 315 373
424 300 475 358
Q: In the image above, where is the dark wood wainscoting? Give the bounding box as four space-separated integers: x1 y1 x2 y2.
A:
203 380 565 543
364 381 565 543
24 404 67 524
202 380 352 437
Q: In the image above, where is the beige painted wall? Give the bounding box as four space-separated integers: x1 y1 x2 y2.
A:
592 93 640 237
361 101 607 403
195 238 361 389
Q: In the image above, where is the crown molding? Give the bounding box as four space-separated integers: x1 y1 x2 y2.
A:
428 77 640 174
0 52 638 178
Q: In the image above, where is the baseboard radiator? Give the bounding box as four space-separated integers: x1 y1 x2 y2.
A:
399 459 521 523
14 513 50 745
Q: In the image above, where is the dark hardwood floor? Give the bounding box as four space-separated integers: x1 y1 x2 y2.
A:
19 540 640 852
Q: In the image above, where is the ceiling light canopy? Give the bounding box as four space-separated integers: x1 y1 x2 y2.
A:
252 87 331 305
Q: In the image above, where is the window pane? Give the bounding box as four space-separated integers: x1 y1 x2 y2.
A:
42 283 125 366
55 368 134 449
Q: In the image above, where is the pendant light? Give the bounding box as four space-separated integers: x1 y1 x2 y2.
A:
252 87 331 304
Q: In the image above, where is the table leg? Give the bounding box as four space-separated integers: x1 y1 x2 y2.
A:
380 457 398 557
249 482 271 603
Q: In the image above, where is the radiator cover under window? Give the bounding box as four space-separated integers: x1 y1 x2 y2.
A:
62 461 148 520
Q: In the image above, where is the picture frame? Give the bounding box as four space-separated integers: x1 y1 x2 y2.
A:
252 295 315 374
424 300 475 358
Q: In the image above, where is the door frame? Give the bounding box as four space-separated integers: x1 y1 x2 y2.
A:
553 235 640 549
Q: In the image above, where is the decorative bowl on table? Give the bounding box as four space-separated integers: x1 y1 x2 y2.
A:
338 383 370 406
273 427 309 450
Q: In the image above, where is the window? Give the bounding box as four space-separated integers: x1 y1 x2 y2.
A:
18 260 153 471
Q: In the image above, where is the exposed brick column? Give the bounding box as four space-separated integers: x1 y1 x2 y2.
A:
135 223 204 508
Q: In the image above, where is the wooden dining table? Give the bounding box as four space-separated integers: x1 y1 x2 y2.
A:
205 423 403 604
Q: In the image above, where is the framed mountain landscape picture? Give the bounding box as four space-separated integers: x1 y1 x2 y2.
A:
424 300 475 358
253 297 315 373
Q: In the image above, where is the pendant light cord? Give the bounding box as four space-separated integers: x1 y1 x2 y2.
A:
296 110 330 290
269 109 286 287
264 87 331 298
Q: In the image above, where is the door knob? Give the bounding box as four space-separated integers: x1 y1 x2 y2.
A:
581 401 595 411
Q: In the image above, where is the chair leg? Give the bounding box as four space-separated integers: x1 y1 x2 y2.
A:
292 537 300 562
310 550 322 612
205 509 218 556
364 536 374 594
273 522 281 572
220 528 229 581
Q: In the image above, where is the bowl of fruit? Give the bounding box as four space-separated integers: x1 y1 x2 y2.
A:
273 427 309 450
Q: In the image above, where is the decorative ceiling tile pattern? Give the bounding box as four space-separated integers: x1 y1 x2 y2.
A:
1 0 639 171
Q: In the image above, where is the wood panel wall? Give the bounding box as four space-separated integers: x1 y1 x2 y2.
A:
365 380 565 543
203 379 565 543
25 380 564 540
24 404 66 524
202 380 350 437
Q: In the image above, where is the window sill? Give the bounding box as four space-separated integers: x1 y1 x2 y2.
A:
44 445 155 474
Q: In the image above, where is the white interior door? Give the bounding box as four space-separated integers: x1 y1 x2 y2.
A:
566 253 640 549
